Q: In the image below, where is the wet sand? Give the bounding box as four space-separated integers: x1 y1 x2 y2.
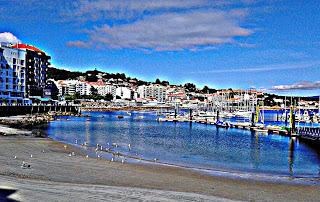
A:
0 136 319 201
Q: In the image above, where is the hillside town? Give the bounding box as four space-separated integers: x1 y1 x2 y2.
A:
1 41 320 111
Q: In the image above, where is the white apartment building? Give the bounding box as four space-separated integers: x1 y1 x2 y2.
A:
116 86 132 100
137 84 167 102
76 81 91 96
0 43 27 104
87 80 116 97
105 84 116 97
57 80 91 96
93 84 116 97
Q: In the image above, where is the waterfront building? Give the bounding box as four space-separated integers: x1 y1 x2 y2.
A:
86 79 115 97
115 86 132 100
12 44 51 98
76 81 91 96
105 84 116 98
166 92 186 103
57 80 91 96
137 84 167 102
0 43 27 104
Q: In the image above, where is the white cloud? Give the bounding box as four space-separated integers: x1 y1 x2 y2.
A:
271 81 320 91
64 0 247 21
0 32 21 44
67 40 90 48
67 9 252 51
190 61 320 74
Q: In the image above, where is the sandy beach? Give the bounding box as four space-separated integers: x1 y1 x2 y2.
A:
0 131 319 202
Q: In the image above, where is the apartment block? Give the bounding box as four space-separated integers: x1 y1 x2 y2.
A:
0 43 27 104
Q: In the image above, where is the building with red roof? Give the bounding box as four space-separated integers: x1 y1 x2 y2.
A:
12 44 45 53
12 43 51 97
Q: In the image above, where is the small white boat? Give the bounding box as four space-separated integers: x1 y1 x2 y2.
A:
235 110 251 118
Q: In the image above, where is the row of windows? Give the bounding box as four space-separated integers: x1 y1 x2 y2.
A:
12 58 24 66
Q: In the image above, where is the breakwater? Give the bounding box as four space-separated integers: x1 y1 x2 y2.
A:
0 105 80 117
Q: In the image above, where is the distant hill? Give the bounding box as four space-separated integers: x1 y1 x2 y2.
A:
47 67 150 85
47 67 84 81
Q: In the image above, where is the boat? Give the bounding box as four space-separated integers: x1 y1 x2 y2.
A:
234 110 251 118
215 120 230 128
254 128 268 133
126 112 132 116
117 115 124 119
302 110 310 122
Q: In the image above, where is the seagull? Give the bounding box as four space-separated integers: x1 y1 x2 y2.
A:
30 154 33 158
64 145 67 149
42 150 45 153
121 159 124 164
68 153 72 157
154 158 158 163
72 152 75 156
111 157 114 162
128 144 131 151
14 156 17 159
86 155 89 158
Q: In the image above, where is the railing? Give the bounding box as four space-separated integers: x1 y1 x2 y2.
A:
0 105 80 117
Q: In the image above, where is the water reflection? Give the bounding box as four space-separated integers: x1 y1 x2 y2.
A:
288 138 295 175
48 111 320 177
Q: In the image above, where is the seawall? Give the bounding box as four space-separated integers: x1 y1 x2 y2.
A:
0 105 80 117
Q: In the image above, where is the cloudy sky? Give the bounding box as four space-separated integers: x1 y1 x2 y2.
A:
1 0 320 96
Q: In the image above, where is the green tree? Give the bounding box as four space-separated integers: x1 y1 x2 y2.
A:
202 86 209 93
90 86 98 95
184 83 196 92
1 98 7 105
155 78 161 84
64 94 74 101
105 93 114 101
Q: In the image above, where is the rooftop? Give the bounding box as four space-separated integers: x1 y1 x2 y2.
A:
12 44 44 53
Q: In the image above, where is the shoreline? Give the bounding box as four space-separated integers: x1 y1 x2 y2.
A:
1 134 320 201
61 136 320 186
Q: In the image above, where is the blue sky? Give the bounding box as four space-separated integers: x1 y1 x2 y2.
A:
0 0 320 96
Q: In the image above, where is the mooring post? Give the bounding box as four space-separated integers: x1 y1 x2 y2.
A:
216 110 219 122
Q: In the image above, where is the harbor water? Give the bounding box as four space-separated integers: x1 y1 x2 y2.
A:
47 111 320 181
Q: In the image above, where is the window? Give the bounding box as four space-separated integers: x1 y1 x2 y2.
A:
13 58 16 64
20 60 24 66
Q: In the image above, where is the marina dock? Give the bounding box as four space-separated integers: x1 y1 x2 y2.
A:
158 116 320 143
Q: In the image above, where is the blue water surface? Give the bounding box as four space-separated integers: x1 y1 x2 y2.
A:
47 111 320 179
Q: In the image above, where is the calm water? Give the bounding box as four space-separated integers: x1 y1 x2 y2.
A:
47 111 320 179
